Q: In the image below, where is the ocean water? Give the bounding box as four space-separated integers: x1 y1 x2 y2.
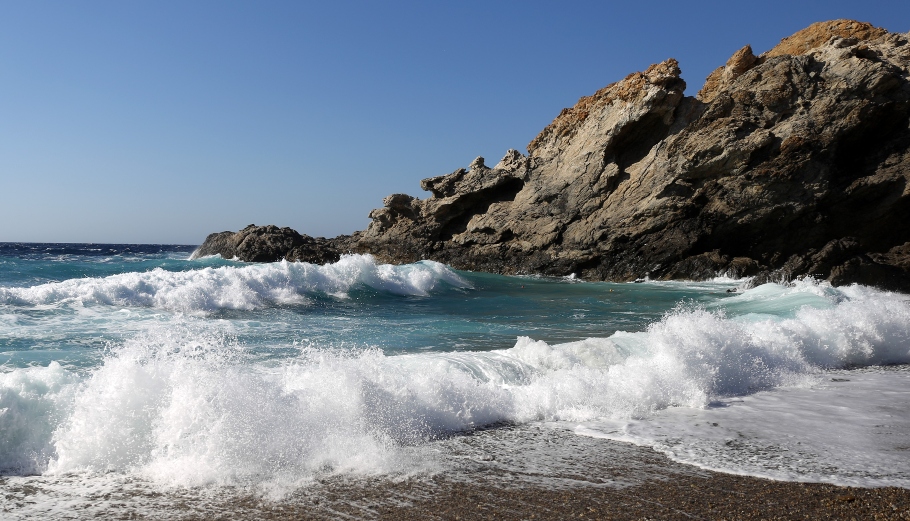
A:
2 243 909 516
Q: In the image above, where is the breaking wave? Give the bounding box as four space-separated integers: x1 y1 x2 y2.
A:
0 254 470 312
2 279 908 489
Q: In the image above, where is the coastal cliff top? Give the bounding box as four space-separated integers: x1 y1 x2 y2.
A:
196 19 910 292
763 19 889 57
527 59 685 157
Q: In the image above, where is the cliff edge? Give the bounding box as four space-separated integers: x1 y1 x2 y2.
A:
194 20 910 291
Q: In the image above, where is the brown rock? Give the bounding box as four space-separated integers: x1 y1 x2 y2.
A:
527 58 685 159
763 19 889 58
195 20 910 292
698 45 759 103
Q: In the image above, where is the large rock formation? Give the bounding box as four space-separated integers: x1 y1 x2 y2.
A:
194 20 910 292
192 224 351 264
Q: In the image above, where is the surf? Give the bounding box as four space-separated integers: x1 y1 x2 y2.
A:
2 275 908 490
0 254 471 312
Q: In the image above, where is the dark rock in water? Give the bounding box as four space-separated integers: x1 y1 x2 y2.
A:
194 20 910 292
191 224 351 264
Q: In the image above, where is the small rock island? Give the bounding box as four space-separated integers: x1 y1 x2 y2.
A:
194 20 910 292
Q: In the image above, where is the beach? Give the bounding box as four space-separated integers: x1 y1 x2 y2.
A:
215 464 910 521
2 245 910 519
201 424 910 521
9 424 907 519
5 7 910 519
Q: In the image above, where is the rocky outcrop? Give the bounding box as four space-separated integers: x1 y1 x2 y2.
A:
192 224 351 264
194 20 910 292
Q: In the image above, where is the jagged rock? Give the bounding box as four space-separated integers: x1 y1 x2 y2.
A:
191 224 349 264
196 20 910 292
763 19 889 58
698 45 758 103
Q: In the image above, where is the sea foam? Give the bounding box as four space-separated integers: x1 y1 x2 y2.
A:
0 254 470 312
2 279 908 489
577 368 910 487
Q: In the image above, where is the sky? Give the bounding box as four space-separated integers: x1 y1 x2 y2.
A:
1 1 908 244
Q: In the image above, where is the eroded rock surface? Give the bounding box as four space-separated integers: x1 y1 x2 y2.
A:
194 20 910 291
192 224 350 264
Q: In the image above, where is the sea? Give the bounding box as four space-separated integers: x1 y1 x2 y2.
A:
1 243 909 518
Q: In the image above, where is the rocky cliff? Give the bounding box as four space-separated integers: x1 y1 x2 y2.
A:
194 20 910 292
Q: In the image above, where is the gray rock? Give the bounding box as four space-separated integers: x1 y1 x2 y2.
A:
191 224 350 264
194 20 910 292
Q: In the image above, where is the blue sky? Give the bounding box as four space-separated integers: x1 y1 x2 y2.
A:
1 1 907 244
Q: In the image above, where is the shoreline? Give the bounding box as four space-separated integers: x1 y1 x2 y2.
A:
3 247 910 520
8 423 906 520
187 438 910 520
223 476 910 520
186 416 910 520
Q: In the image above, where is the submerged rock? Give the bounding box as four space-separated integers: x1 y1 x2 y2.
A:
194 20 910 292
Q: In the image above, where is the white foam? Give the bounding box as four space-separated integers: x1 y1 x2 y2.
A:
0 363 77 474
41 326 442 490
576 368 910 487
0 254 470 312
0 280 907 491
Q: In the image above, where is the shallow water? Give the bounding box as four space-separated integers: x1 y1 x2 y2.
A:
1 243 909 515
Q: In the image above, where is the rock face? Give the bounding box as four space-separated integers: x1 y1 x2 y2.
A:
194 20 910 292
192 224 350 264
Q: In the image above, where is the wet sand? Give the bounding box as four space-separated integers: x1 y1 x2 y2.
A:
192 425 910 520
219 473 910 520
6 424 909 520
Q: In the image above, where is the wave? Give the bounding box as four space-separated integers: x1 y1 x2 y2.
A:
2 280 908 488
0 255 470 312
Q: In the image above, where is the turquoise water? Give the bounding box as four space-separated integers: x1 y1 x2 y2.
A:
0 243 731 368
1 242 909 503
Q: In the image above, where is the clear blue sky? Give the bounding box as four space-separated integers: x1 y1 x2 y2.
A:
1 1 907 244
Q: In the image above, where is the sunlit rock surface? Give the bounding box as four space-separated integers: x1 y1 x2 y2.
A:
195 20 910 291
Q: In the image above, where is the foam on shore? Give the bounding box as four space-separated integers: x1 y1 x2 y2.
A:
1 279 908 489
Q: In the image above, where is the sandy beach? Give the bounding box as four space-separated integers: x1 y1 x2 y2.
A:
192 446 910 520
179 425 910 520
2 248 909 521
8 420 909 519
223 477 910 520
